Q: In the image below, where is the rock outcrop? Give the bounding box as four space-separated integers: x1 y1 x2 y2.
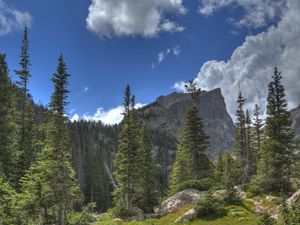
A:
174 208 198 223
139 88 235 157
159 189 205 215
286 189 300 207
291 104 300 138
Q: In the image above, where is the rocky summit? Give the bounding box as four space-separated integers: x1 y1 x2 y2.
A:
139 88 235 157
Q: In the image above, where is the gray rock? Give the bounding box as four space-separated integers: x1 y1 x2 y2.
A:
291 104 300 138
266 195 280 203
213 190 227 199
160 189 205 214
286 189 300 207
138 88 235 157
174 208 198 223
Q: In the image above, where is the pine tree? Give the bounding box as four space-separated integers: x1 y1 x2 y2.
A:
169 80 210 192
0 54 18 181
15 27 35 180
256 68 295 193
234 91 251 184
136 123 158 213
252 104 263 173
113 85 140 216
214 151 225 184
244 109 253 183
223 153 239 204
20 54 81 225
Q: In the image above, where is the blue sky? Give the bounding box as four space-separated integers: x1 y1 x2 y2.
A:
1 0 299 124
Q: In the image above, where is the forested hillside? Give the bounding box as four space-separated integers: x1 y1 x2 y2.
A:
1 28 300 225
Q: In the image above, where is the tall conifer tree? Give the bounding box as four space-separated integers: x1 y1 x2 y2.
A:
113 85 140 216
15 27 35 179
170 80 210 192
256 68 295 193
20 54 80 225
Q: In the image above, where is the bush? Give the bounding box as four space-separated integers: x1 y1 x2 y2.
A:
258 213 276 225
170 178 216 195
67 203 96 225
223 188 241 205
244 183 263 197
112 202 129 219
195 191 224 217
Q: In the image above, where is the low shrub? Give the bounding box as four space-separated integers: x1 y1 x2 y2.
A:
195 191 225 217
258 213 276 225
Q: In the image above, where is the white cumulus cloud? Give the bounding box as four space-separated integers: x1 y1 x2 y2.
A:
199 0 287 28
0 0 32 35
175 0 300 118
86 0 187 38
82 103 146 125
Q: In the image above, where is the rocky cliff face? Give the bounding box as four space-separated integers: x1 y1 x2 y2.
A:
291 104 300 138
138 88 235 157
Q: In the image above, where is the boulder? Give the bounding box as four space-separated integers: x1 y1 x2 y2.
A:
213 190 227 199
266 195 280 203
160 189 205 214
286 189 300 206
112 218 123 222
174 208 198 223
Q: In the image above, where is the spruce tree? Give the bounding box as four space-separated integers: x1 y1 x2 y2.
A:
0 54 18 181
136 123 158 213
20 54 80 225
244 109 253 182
256 68 295 193
214 151 225 184
234 91 247 184
15 27 35 180
223 153 239 204
252 104 263 173
169 80 210 192
113 85 140 216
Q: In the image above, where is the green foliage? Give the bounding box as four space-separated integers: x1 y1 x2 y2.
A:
195 192 225 217
0 54 18 181
282 199 300 225
255 68 295 194
0 175 19 225
113 85 158 216
258 213 276 225
169 100 210 192
214 151 225 184
135 123 159 213
223 153 241 205
67 202 96 225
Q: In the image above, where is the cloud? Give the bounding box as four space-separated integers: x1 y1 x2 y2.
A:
175 0 300 118
153 45 182 68
83 86 89 92
173 45 181 56
0 0 32 35
86 0 187 38
70 114 80 122
198 0 287 28
82 103 146 125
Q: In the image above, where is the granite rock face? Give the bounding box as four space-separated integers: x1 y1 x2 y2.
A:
291 104 300 138
139 88 235 157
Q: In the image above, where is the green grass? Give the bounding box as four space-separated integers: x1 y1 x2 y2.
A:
97 202 260 225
